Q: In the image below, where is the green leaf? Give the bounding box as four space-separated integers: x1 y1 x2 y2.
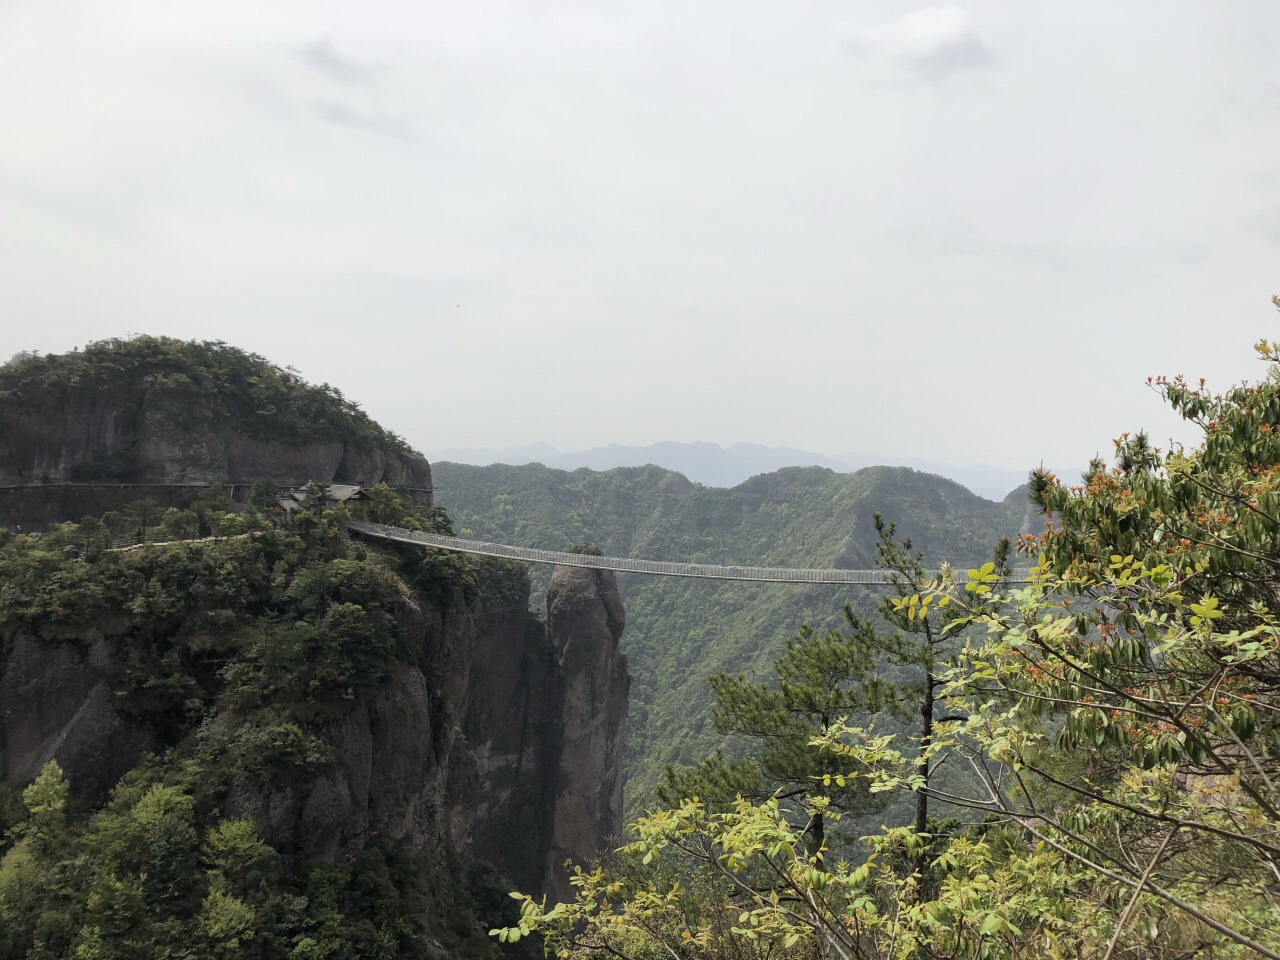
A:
979 913 1011 936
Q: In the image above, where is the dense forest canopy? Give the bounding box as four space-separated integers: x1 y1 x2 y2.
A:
0 337 414 454
0 488 523 959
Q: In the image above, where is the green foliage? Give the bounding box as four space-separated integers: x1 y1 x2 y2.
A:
660 618 891 855
359 482 455 535
494 336 1280 959
432 461 1028 814
0 784 24 847
498 795 1115 960
0 336 414 460
0 762 488 960
0 489 502 959
248 479 283 512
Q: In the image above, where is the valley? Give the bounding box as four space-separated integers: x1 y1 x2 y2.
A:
431 460 1034 814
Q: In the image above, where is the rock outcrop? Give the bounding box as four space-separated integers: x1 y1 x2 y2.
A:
0 338 631 933
0 339 432 511
0 554 630 903
0 391 431 494
543 564 630 901
452 595 564 895
0 634 157 803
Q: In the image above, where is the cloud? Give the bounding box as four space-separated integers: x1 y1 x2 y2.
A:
301 37 377 84
301 39 415 141
311 100 418 142
844 4 993 81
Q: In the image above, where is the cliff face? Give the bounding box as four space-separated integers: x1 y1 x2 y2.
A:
0 634 157 802
0 549 629 904
0 337 631 925
452 595 563 895
0 337 432 501
0 389 431 494
543 565 630 902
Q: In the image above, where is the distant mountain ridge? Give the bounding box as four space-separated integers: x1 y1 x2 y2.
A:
429 441 1048 501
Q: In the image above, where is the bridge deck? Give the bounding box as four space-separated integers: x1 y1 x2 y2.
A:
348 521 1030 585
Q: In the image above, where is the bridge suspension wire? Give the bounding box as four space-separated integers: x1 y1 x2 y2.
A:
347 521 1032 585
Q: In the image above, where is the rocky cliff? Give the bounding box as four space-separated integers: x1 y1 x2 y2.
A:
0 635 158 802
0 536 630 907
0 337 431 500
0 336 632 953
0 393 431 492
543 565 630 902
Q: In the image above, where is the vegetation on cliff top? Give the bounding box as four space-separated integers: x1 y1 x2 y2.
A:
0 336 415 455
0 489 520 959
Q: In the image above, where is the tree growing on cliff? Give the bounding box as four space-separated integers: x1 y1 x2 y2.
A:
0 489 502 960
247 478 282 512
125 496 162 542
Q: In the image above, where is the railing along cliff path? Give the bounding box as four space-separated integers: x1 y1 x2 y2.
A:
346 521 1033 585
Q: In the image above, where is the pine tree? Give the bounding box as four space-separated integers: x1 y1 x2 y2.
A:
660 616 893 857
857 513 1011 886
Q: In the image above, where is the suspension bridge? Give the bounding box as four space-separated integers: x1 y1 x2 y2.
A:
347 521 1032 585
18 480 1028 584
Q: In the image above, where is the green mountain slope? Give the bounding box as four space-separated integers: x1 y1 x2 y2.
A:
431 461 1034 814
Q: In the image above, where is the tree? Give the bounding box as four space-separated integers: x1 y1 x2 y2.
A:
660 618 891 859
160 506 199 541
832 324 1280 957
298 480 333 515
660 520 1008 875
848 516 1011 886
1 350 37 370
359 481 456 534
854 536 1280 956
126 497 162 542
501 328 1280 960
192 482 235 535
246 478 282 512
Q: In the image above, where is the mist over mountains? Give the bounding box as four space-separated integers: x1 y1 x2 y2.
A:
429 441 1047 501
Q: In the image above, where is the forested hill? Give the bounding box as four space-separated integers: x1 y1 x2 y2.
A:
0 339 431 533
431 460 1035 812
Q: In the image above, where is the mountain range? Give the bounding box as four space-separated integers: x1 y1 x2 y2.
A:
428 441 1056 501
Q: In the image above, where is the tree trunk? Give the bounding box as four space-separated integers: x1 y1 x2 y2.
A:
811 713 828 866
914 676 934 884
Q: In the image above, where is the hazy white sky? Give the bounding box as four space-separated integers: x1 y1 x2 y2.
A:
2 1 1277 471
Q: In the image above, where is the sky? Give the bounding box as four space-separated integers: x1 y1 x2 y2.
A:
1 1 1277 474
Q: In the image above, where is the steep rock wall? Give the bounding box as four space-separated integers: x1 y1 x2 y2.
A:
0 552 630 903
0 634 157 803
0 387 431 495
452 598 563 895
543 564 630 902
